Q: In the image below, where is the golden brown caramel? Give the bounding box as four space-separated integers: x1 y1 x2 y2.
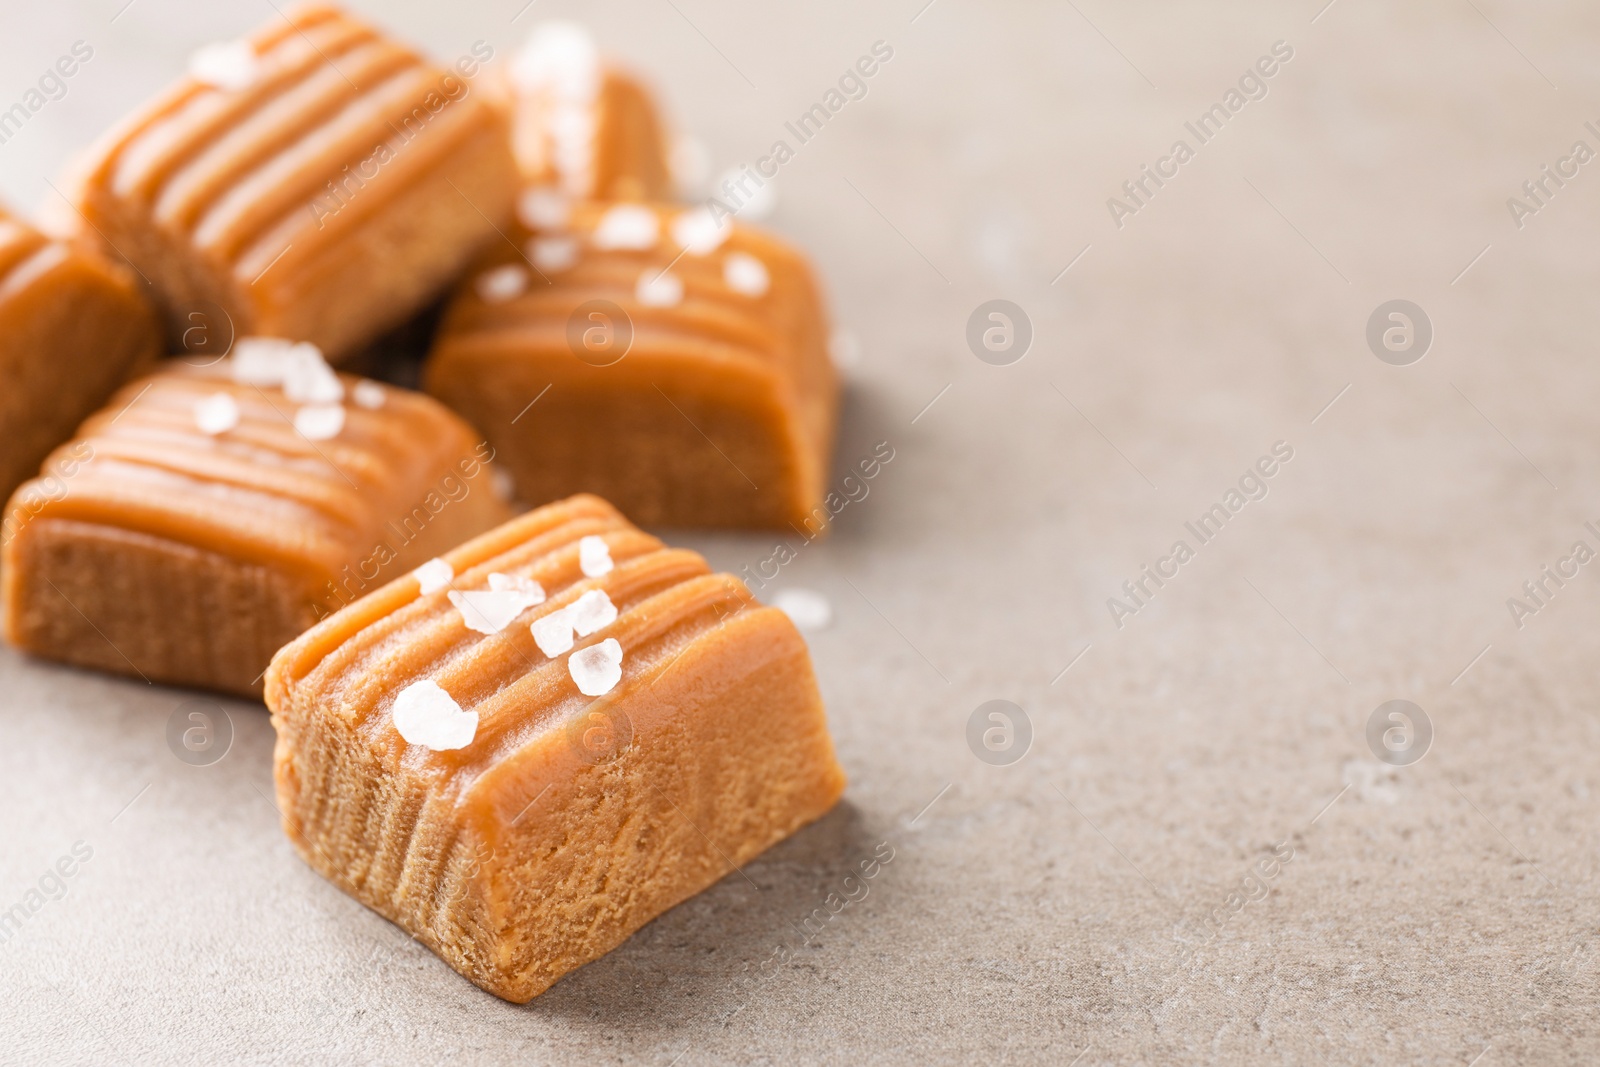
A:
265 494 845 1002
0 205 160 504
424 201 838 531
1 360 510 694
70 3 517 360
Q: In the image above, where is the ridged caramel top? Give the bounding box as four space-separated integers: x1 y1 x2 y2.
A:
15 364 486 588
436 201 836 467
267 495 765 802
77 3 494 284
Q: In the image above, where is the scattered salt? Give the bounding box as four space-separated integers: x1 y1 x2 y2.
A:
531 611 575 657
567 589 617 637
517 186 572 230
352 380 386 409
593 204 659 250
194 392 240 435
772 587 832 631
569 638 623 696
491 466 516 502
636 270 683 307
510 22 600 101
476 264 529 304
724 252 770 297
294 403 344 440
671 207 730 255
231 336 300 385
449 586 544 636
579 535 613 577
529 235 579 273
282 346 343 404
391 679 477 749
189 40 261 92
489 572 544 599
414 558 453 594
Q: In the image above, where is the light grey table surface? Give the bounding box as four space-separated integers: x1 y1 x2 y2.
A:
4 1 1600 1063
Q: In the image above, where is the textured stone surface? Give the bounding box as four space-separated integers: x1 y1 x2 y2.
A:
2 1 1598 1063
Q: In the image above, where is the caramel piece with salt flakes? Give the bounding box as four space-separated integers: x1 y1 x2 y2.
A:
70 3 516 361
498 22 673 202
0 205 160 504
265 494 845 1002
424 202 838 531
1 358 510 695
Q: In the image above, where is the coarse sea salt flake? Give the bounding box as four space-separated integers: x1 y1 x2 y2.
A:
391 679 477 749
579 535 613 577
671 208 729 255
294 403 345 440
636 270 682 307
489 572 545 601
231 336 299 385
532 611 575 657
724 252 770 297
517 186 572 230
773 588 832 631
593 204 659 250
352 380 386 409
569 638 623 696
414 557 453 594
567 589 617 637
529 236 579 273
194 392 240 435
476 264 529 304
282 344 343 403
189 40 261 92
449 588 543 636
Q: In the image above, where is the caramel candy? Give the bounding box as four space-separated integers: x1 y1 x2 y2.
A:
265 494 845 1002
500 23 672 201
0 206 160 503
1 348 510 694
424 202 838 530
69 3 516 361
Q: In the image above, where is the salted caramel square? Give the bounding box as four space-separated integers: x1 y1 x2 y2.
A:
424 201 838 530
1 345 510 695
0 205 160 503
69 2 516 361
264 493 846 1001
498 22 673 202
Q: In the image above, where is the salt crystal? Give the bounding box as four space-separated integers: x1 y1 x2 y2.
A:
517 186 572 230
352 380 386 409
772 588 832 631
636 270 682 307
231 336 298 385
724 252 770 297
189 40 261 92
579 535 613 577
829 329 862 369
282 343 343 403
391 679 477 749
476 264 529 304
193 392 240 435
510 22 600 101
529 236 579 274
567 589 617 637
715 167 776 219
532 611 575 657
671 207 729 255
294 403 345 440
593 205 659 250
448 586 544 636
491 466 516 502
489 572 544 600
569 638 623 696
414 558 453 594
